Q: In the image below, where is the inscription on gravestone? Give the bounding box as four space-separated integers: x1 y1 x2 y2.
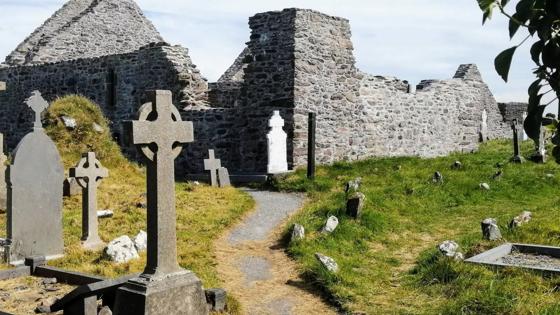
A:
204 149 221 187
7 91 64 263
114 90 207 315
69 152 109 250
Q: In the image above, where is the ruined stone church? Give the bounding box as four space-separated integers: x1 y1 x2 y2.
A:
0 0 525 174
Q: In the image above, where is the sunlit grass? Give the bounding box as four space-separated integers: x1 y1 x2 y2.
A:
0 95 253 314
273 140 560 314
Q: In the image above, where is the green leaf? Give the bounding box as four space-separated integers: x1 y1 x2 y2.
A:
528 79 542 98
524 105 545 141
494 46 517 82
530 40 544 64
478 0 496 24
508 14 522 38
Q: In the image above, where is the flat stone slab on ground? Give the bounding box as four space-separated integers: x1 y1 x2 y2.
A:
466 243 560 273
237 256 272 283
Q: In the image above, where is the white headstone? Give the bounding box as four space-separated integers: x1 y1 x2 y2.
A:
522 112 528 141
267 111 288 174
0 133 7 211
480 109 488 142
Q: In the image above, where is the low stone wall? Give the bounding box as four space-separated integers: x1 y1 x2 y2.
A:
0 44 207 150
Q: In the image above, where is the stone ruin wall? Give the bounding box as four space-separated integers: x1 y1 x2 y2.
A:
202 9 514 172
5 0 163 66
0 43 208 163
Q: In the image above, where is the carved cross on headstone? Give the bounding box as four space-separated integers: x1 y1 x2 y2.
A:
26 90 49 129
511 119 524 163
69 152 109 249
129 90 194 278
204 149 221 187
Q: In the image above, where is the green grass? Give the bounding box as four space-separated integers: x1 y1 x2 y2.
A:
0 95 254 314
272 140 560 315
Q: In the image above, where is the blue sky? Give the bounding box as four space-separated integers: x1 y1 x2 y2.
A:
0 0 555 113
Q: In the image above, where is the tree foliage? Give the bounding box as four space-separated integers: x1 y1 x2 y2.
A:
477 0 560 157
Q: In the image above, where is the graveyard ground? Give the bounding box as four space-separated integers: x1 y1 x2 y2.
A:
0 96 254 314
273 140 560 315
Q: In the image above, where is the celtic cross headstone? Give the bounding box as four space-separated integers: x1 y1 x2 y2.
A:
69 152 109 249
114 90 207 315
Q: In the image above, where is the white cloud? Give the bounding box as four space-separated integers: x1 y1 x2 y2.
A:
0 0 556 114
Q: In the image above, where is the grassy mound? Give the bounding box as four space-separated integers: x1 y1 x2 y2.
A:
273 140 560 315
0 95 254 313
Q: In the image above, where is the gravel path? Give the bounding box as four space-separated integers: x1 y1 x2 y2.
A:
215 189 338 315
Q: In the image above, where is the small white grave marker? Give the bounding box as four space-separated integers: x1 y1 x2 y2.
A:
267 111 288 174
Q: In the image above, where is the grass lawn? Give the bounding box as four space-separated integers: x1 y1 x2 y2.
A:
273 140 560 315
0 96 254 314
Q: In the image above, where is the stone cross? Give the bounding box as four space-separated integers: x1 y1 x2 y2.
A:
27 90 49 129
69 152 109 249
129 90 194 277
204 149 221 187
510 119 524 163
267 111 288 174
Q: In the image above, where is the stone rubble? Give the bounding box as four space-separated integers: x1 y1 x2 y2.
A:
481 218 502 241
315 253 339 273
510 211 533 228
133 230 147 252
322 216 339 234
346 192 365 219
291 224 305 242
104 235 139 263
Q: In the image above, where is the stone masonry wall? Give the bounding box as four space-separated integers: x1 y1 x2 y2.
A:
0 44 207 153
5 0 163 66
206 8 512 172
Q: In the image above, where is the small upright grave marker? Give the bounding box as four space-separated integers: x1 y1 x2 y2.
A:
0 133 7 211
6 91 64 263
531 126 547 163
114 90 207 315
267 110 288 174
218 167 231 188
69 152 109 249
510 119 524 163
204 149 221 187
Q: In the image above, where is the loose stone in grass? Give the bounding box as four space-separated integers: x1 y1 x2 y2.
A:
93 123 104 133
346 192 365 218
480 183 490 190
432 171 443 184
60 115 77 130
438 240 464 260
291 224 305 242
97 209 113 218
546 173 554 179
315 253 339 273
451 161 463 169
205 288 227 312
492 170 503 181
481 218 502 241
133 230 147 252
322 216 339 233
105 235 139 263
345 177 362 194
509 211 532 228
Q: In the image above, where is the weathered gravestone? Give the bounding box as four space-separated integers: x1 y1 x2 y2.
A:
6 91 64 263
0 83 6 211
204 149 221 187
531 126 547 163
480 109 488 142
114 90 207 315
69 152 109 250
218 167 231 188
0 133 7 211
267 110 288 174
510 119 524 163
